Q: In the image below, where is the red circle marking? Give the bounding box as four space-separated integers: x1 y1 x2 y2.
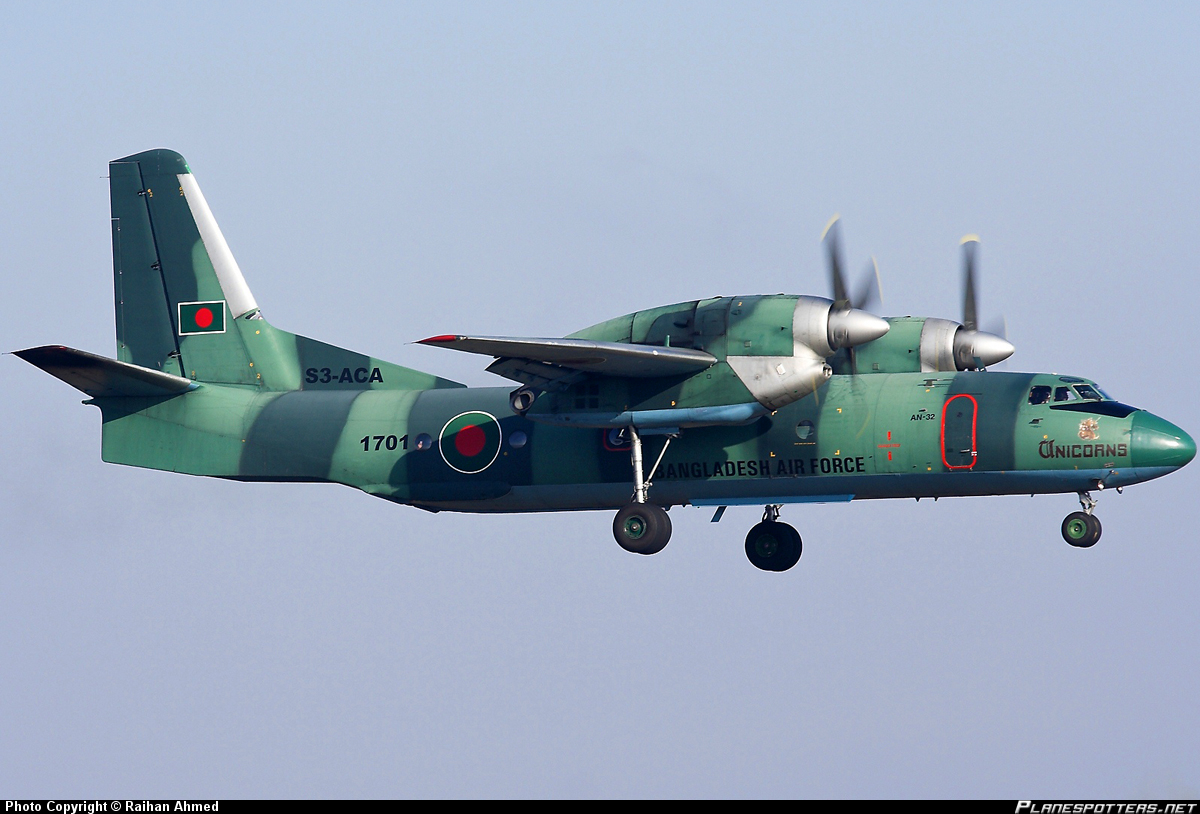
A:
454 424 486 457
194 307 214 329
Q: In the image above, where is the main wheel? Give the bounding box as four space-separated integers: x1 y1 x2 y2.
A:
613 503 672 555
745 521 802 571
1061 511 1102 548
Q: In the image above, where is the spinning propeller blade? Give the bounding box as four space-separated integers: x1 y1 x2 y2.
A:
961 234 979 331
822 216 884 312
953 235 1013 369
854 256 883 313
822 215 849 306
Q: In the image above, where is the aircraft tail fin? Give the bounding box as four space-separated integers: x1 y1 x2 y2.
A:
109 149 461 391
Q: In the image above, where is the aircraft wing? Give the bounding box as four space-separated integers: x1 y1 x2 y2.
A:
417 335 716 388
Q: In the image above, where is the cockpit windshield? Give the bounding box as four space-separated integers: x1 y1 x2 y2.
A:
1027 380 1139 417
1027 381 1115 406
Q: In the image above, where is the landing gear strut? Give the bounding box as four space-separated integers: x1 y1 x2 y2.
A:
1061 491 1102 548
744 505 803 571
612 426 674 555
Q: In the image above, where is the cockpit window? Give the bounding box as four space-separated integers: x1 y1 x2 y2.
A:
1053 386 1077 403
1074 384 1103 401
1028 385 1051 405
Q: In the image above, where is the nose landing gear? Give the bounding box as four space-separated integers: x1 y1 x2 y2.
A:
1061 491 1102 548
745 505 803 571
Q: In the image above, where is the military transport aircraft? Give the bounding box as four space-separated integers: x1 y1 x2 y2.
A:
15 149 1195 571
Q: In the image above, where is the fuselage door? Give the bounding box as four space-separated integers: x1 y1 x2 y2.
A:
942 394 978 470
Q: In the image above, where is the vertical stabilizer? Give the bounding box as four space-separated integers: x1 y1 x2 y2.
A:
109 149 461 391
110 149 257 383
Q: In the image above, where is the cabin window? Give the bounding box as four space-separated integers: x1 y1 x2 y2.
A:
795 420 815 441
573 383 600 409
1028 386 1051 405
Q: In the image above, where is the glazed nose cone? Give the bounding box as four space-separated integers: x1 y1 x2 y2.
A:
1131 412 1196 469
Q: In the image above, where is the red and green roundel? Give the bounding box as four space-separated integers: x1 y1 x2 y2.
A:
439 411 502 474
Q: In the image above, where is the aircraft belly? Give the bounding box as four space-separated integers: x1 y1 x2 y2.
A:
408 467 1164 513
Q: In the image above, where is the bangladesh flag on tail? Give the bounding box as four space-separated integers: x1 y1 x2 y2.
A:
439 411 502 474
178 301 226 335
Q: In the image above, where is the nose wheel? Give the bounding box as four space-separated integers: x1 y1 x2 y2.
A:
744 505 803 571
1061 491 1102 548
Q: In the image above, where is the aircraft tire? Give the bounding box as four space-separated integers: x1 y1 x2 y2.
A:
613 503 672 555
1062 511 1102 548
745 521 803 571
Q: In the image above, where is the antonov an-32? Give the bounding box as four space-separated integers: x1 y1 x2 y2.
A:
16 150 1195 571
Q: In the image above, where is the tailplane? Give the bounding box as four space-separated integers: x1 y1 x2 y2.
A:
14 345 196 398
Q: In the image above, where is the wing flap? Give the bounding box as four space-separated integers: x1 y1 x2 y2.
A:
14 345 198 398
418 335 716 379
483 357 588 391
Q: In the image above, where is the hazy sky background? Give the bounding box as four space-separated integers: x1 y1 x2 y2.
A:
2 1 1198 798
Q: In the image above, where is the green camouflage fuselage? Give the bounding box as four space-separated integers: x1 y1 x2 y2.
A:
95 366 1181 513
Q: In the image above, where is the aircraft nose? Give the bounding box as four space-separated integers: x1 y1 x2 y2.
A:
1131 412 1196 469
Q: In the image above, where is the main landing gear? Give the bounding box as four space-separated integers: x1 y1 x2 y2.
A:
612 426 675 555
744 504 803 572
609 428 805 570
1061 490 1102 548
613 503 672 555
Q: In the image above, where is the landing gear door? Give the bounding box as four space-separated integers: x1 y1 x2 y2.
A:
942 394 978 470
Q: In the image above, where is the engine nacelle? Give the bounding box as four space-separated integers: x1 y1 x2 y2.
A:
565 294 891 414
792 296 890 358
919 317 1014 372
729 296 887 409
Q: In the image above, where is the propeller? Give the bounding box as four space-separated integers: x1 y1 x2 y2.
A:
953 235 1013 369
819 216 890 368
822 215 884 312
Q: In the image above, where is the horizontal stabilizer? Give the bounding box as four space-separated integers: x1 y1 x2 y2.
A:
14 345 198 398
418 335 716 379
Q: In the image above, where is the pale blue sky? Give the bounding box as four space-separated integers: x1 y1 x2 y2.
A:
2 1 1197 797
